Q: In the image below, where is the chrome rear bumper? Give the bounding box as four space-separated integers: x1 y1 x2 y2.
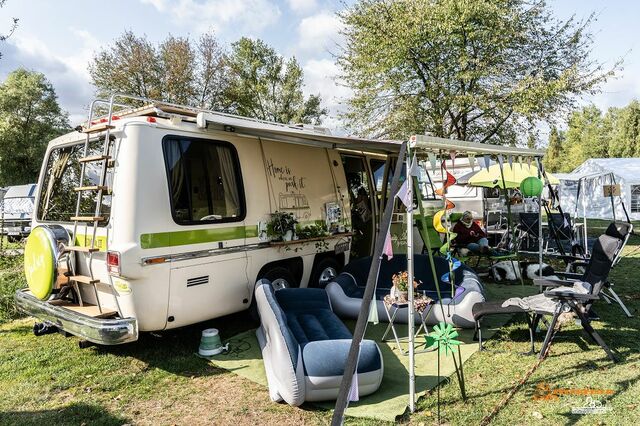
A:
15 290 138 345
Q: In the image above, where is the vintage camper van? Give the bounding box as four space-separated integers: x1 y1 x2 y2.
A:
16 95 400 345
1 183 37 240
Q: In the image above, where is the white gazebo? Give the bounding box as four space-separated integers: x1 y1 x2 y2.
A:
555 158 640 222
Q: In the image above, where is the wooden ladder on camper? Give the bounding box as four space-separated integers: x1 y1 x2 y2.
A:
64 97 122 317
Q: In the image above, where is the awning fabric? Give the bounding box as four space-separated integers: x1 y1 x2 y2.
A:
467 164 559 188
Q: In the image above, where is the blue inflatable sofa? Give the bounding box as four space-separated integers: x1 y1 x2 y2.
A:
325 254 485 328
254 280 384 406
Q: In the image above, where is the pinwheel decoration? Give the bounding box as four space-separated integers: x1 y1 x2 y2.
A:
441 253 462 283
424 322 462 355
424 321 466 423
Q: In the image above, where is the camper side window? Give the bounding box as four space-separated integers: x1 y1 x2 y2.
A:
163 136 245 224
632 185 640 213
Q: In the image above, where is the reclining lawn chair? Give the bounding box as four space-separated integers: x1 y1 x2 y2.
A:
559 222 634 317
472 233 621 362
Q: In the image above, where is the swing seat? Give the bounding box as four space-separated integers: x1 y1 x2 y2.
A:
326 254 485 328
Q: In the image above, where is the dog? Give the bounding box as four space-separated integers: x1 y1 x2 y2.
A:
491 261 557 282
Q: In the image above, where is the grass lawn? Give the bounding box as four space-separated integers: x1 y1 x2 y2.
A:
1 222 639 425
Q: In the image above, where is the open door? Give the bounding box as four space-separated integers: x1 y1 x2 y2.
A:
341 154 376 259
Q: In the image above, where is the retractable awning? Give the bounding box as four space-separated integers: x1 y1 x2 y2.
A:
195 111 403 153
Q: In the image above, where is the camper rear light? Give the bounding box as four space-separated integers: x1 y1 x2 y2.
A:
107 251 121 276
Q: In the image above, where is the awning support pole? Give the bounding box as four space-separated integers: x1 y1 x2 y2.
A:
406 145 416 412
537 165 543 276
331 142 407 426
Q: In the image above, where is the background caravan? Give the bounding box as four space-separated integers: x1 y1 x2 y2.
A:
17 97 403 345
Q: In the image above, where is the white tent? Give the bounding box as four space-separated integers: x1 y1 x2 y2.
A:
555 158 639 221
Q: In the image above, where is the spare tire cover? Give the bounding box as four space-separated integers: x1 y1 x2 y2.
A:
24 225 70 300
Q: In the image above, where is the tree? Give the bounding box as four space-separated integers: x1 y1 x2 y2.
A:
338 0 616 141
89 30 227 109
608 100 640 158
0 0 18 60
543 126 563 172
224 37 327 124
559 105 608 171
0 69 69 185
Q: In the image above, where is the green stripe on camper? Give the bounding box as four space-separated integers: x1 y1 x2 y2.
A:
140 225 259 249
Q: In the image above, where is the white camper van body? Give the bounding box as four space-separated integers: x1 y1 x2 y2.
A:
1 183 37 239
16 100 401 344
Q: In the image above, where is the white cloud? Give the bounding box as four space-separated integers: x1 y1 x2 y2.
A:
0 30 98 125
303 58 351 131
287 0 317 14
297 11 342 53
140 0 168 12
589 73 640 111
139 0 281 34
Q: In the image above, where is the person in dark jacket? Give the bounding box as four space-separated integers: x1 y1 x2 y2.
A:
452 211 490 253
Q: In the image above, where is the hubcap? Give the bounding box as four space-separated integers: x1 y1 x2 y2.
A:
318 267 337 286
271 278 290 291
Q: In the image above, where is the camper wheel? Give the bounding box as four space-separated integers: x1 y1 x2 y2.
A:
309 257 340 288
262 267 296 290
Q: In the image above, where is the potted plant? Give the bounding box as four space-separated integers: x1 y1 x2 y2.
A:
391 271 420 302
267 211 298 241
295 222 328 240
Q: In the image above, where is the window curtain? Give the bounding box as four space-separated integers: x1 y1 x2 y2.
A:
215 145 240 216
167 141 185 206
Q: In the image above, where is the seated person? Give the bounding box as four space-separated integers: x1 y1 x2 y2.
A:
452 211 490 254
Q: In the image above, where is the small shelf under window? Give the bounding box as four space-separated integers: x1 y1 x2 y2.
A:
269 232 354 246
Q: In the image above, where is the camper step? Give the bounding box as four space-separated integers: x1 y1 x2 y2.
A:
82 123 115 134
63 245 99 253
70 216 105 222
73 185 110 192
68 275 100 285
79 155 111 163
49 300 116 319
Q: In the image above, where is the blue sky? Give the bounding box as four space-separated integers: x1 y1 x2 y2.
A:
0 0 638 135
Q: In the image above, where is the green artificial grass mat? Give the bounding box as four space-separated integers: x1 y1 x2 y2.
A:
205 283 536 422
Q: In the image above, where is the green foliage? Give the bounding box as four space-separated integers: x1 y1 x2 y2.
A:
543 126 564 172
90 32 326 125
0 68 69 186
608 100 640 158
89 31 212 107
295 222 328 240
0 254 26 322
225 37 327 124
266 211 298 240
338 0 615 142
545 100 640 172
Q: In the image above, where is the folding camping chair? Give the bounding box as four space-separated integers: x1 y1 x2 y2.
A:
416 214 444 256
560 222 634 317
516 212 540 252
473 233 622 362
545 212 578 255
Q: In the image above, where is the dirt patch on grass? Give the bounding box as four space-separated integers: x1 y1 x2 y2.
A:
119 373 327 425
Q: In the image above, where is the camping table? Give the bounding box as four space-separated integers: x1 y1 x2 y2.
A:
381 294 436 356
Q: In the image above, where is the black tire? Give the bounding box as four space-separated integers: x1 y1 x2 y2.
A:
261 267 297 290
249 267 297 321
309 257 341 288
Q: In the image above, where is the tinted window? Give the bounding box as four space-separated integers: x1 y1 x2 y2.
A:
37 139 113 224
163 136 244 224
